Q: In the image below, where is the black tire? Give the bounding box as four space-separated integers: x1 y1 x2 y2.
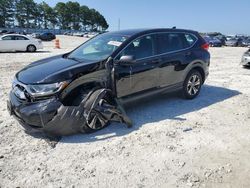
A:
27 45 36 52
182 70 202 99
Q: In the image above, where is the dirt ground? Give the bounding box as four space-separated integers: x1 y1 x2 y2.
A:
0 36 250 188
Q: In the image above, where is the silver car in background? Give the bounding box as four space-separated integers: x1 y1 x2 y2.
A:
241 49 250 67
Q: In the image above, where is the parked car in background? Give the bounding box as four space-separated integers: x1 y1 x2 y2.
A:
242 38 250 47
0 34 43 52
7 28 210 136
81 32 88 37
214 35 227 45
204 36 222 47
0 29 8 35
31 33 41 39
225 38 243 47
6 31 15 34
226 35 235 41
64 32 72 36
86 32 99 38
241 49 250 67
73 32 88 37
37 32 56 41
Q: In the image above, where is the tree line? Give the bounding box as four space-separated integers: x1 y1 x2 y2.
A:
0 0 109 31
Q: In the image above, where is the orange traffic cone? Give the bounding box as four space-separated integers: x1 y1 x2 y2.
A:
55 39 60 49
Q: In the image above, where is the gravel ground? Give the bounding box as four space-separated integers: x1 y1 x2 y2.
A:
0 36 250 188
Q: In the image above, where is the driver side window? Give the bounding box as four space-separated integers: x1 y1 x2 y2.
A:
117 34 156 60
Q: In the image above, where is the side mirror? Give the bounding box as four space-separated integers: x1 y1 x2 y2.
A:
119 55 135 64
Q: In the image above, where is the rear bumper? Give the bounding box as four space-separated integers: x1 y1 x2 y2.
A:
36 43 43 50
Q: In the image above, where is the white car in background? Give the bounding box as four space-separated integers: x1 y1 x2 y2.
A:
241 49 250 67
0 34 43 52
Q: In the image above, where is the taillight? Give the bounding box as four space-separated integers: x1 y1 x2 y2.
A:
201 43 209 50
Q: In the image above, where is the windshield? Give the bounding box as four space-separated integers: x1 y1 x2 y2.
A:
68 33 128 61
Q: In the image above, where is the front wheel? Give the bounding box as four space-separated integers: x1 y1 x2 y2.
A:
182 70 202 99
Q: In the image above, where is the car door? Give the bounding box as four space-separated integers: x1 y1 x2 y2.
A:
0 35 16 51
114 34 160 97
156 32 196 87
14 36 29 51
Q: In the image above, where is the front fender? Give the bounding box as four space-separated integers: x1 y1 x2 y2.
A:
60 69 109 100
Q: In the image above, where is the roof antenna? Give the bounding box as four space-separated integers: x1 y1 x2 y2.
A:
172 26 176 29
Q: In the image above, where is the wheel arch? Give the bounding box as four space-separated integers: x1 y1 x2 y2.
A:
184 60 206 84
192 66 205 83
60 69 110 104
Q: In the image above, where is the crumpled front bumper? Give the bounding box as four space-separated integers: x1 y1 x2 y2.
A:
8 89 132 136
7 91 72 135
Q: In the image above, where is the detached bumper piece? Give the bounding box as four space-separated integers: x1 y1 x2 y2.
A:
43 89 132 136
8 89 132 136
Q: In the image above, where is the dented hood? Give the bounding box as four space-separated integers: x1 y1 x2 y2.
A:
16 54 100 84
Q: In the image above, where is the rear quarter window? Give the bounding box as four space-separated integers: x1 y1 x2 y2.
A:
185 34 197 47
157 33 187 54
15 36 29 40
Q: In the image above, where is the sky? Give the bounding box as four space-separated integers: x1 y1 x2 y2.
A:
35 0 250 35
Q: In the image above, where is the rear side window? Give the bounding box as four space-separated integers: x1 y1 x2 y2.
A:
157 33 197 54
157 33 185 54
15 36 28 40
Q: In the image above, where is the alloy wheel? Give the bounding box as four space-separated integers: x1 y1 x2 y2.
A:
87 99 111 130
187 74 201 95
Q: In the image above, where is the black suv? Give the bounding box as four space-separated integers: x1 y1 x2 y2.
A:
8 28 210 136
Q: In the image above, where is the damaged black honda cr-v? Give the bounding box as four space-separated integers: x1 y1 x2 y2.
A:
7 28 210 136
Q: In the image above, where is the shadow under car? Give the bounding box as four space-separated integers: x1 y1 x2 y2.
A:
58 84 241 143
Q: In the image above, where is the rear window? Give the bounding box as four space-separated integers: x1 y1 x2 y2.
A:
157 33 197 54
157 33 184 54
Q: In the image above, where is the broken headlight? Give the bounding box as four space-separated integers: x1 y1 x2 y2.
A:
26 81 69 97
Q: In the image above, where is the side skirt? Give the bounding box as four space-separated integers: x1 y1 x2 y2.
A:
119 82 183 104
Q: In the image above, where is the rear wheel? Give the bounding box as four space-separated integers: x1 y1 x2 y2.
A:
182 70 202 99
27 45 36 52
